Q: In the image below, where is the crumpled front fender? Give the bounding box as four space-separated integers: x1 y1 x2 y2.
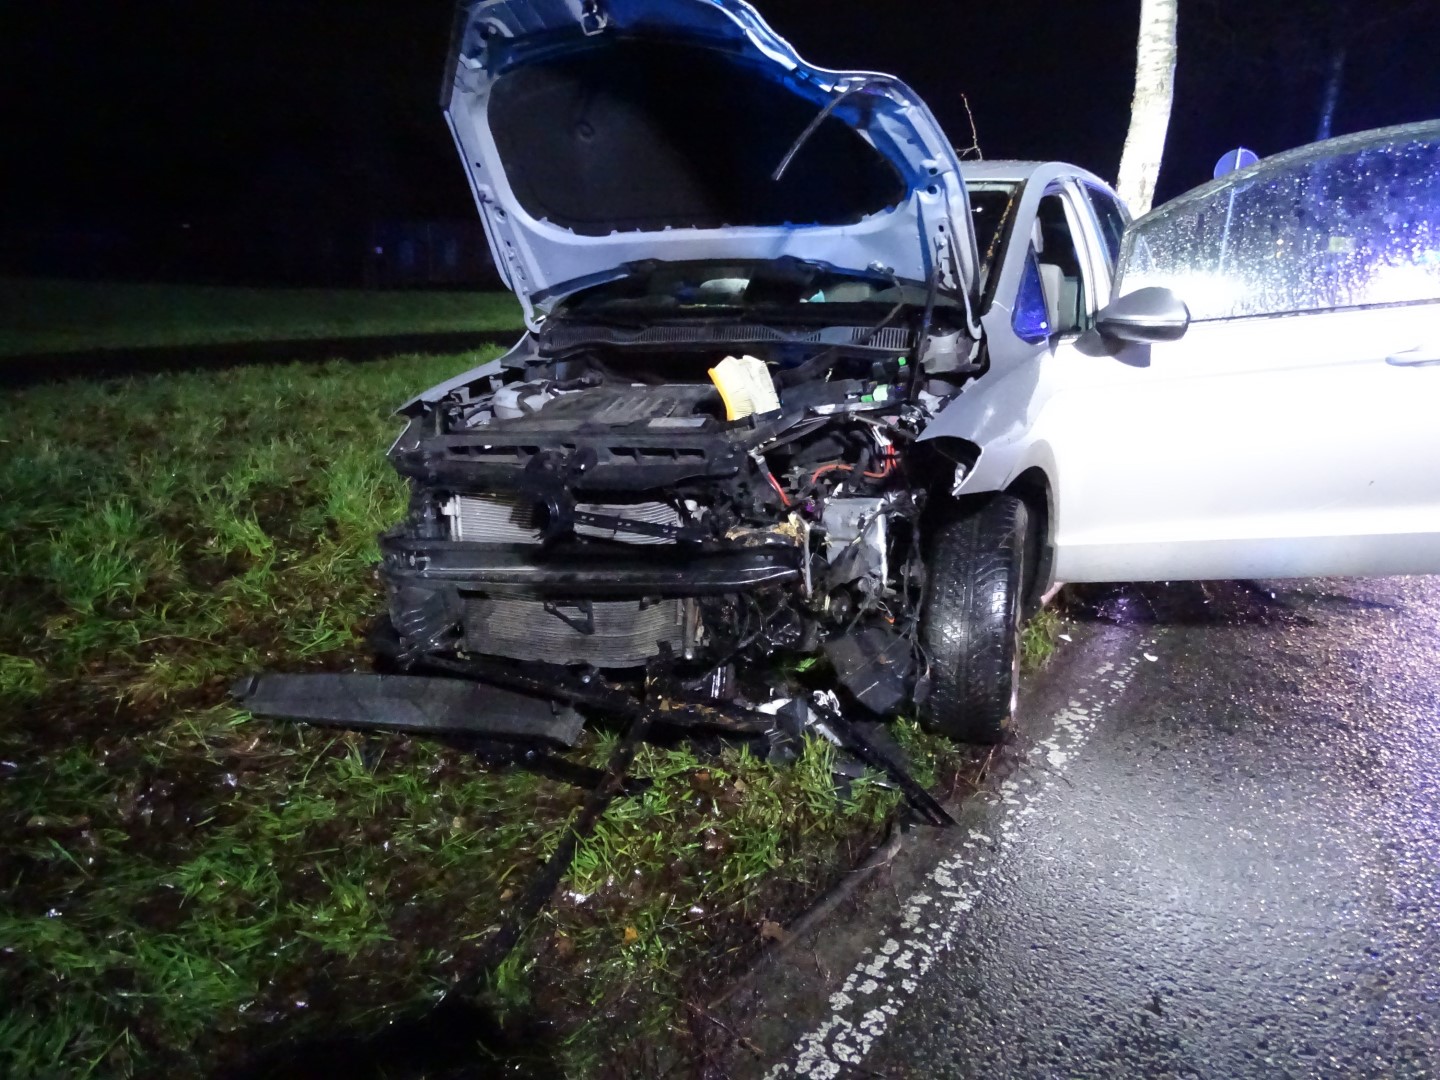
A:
920 349 1047 496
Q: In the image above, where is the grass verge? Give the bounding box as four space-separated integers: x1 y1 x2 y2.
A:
1021 604 1067 672
0 279 522 357
0 350 979 1078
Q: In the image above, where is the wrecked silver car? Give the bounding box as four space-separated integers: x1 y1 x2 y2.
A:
255 2 1440 757
379 0 1013 742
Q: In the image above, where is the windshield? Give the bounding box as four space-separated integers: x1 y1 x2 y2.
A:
556 261 962 319
965 182 1021 288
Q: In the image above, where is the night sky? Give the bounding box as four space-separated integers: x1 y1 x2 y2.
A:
4 1 1439 238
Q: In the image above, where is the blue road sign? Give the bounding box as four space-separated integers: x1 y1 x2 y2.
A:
1214 147 1260 179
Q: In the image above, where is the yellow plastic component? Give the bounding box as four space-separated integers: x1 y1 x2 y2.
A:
708 354 780 421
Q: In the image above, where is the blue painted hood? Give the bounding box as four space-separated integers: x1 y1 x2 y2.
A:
443 0 979 328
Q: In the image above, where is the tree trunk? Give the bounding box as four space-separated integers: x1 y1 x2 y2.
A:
1117 0 1180 216
1315 43 1346 142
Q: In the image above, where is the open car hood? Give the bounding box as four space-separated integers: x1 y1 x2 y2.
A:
443 0 980 327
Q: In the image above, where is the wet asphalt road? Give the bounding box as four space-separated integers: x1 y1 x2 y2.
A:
747 576 1440 1079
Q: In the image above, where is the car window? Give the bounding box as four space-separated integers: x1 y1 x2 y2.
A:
1011 248 1051 343
1084 185 1130 270
1117 122 1440 321
1034 192 1092 335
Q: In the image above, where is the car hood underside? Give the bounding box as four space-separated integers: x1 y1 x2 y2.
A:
444 0 980 325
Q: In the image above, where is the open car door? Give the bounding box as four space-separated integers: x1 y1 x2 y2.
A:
1046 121 1440 583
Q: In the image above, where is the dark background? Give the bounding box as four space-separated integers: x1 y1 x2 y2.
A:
3 0 1437 287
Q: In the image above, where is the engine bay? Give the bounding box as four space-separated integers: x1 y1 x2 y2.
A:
379 321 979 718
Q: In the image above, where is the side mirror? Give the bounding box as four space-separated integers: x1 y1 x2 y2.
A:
1094 287 1190 344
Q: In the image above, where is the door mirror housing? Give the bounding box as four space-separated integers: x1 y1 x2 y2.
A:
1095 287 1191 344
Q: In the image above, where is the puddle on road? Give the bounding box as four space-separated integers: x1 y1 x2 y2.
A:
1067 580 1321 629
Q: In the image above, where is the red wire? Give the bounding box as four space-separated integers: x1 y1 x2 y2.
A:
809 448 899 486
765 471 792 507
809 463 851 485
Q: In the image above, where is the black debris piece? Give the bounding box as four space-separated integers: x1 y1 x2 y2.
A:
810 697 955 828
824 625 915 716
231 672 585 748
462 708 654 988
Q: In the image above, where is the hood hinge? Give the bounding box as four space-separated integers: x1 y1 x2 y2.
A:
580 0 609 35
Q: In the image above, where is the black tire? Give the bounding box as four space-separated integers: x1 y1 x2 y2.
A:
919 494 1029 744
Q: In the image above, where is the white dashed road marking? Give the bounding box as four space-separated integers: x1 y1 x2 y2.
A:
764 643 1154 1080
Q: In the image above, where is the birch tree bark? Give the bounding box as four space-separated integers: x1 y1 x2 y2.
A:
1116 0 1179 216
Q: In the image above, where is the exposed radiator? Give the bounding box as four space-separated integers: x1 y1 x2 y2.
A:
444 493 682 545
446 493 543 543
462 596 689 666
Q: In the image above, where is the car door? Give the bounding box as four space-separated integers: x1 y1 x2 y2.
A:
1043 122 1440 583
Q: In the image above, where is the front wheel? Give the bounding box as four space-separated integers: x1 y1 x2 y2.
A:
918 494 1029 744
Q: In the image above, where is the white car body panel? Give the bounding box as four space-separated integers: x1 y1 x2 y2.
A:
934 125 1440 586
1046 302 1440 581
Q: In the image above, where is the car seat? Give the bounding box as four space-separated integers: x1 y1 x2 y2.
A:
1034 210 1084 336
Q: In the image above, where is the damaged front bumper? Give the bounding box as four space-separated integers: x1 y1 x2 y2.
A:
380 531 806 667
381 533 802 597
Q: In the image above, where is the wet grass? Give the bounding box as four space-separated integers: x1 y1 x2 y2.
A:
1021 605 1067 672
0 278 522 357
0 349 977 1078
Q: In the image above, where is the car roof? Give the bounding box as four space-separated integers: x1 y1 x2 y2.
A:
961 159 1114 192
960 159 1045 182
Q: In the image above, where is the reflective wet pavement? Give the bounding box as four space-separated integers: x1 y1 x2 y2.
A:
739 577 1440 1079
